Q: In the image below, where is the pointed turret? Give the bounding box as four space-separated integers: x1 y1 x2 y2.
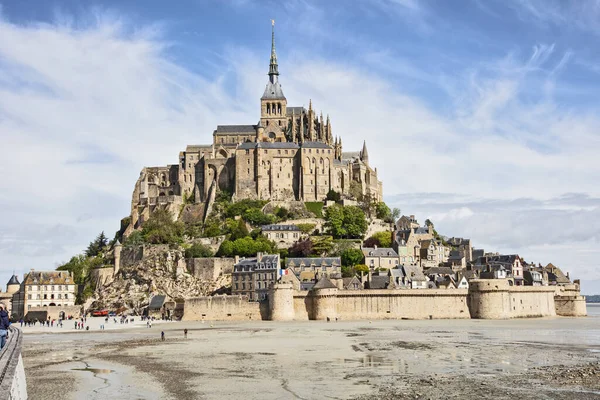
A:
319 112 324 142
326 114 332 145
361 140 369 164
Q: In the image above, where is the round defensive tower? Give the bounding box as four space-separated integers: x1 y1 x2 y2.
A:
311 277 338 321
6 275 20 295
468 279 511 319
269 283 294 321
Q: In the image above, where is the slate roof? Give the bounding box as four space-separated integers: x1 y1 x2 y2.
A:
313 277 337 290
545 263 570 284
425 267 455 276
341 151 360 160
257 142 299 149
449 251 465 261
286 106 305 115
235 254 280 270
262 224 301 231
342 277 362 289
261 81 286 100
185 145 212 152
447 237 471 247
238 142 257 149
366 275 389 289
362 247 398 257
403 264 427 281
472 249 485 259
286 257 341 268
7 275 19 285
215 125 257 134
149 295 166 310
24 271 73 285
301 141 331 149
388 267 405 280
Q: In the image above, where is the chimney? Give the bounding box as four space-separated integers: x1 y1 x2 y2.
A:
256 252 263 261
410 215 415 221
234 255 240 264
374 245 378 249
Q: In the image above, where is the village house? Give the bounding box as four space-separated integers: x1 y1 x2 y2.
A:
480 264 509 280
387 265 428 289
362 246 399 270
419 239 449 269
286 257 342 290
10 270 77 318
544 263 571 285
393 216 434 265
261 224 303 248
447 250 466 271
447 237 473 263
232 253 280 301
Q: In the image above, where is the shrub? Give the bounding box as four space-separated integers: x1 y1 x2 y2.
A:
289 239 313 257
296 223 316 235
375 202 391 221
123 231 144 246
364 231 393 248
341 248 364 267
141 209 184 244
326 189 341 202
185 243 214 258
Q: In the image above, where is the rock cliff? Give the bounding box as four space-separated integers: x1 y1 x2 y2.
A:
93 245 230 313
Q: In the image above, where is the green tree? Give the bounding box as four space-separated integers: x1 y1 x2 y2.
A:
343 206 368 238
296 223 316 235
364 231 393 248
123 230 144 246
243 208 274 226
375 202 391 221
141 209 184 244
349 181 363 201
229 219 250 241
57 254 90 284
391 207 401 222
341 248 364 267
326 189 341 202
355 264 369 274
289 239 313 257
275 207 289 220
185 243 214 258
324 204 346 238
203 216 222 237
85 232 108 257
311 235 333 256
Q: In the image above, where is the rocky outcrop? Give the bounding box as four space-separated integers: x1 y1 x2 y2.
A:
93 245 230 313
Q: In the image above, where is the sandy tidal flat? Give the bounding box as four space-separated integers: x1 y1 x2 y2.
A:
22 306 600 399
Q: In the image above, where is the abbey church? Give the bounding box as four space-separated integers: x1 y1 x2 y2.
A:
127 25 383 230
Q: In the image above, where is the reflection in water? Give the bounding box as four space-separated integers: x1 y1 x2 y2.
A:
340 355 409 373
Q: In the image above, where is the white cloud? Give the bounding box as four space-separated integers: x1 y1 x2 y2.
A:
0 8 599 294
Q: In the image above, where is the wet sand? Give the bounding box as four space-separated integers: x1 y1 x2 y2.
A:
22 306 600 399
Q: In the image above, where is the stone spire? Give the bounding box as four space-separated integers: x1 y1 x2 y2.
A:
268 19 279 83
326 114 332 145
319 112 324 142
361 140 369 164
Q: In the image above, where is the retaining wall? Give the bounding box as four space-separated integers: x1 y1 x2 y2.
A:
0 327 27 400
182 295 267 321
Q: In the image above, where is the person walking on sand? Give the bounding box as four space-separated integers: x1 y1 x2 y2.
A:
184 328 188 339
161 331 165 341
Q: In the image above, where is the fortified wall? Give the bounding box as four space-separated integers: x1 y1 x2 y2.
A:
182 279 587 321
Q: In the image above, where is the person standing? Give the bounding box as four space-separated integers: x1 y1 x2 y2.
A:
0 304 10 349
184 328 188 339
161 331 165 341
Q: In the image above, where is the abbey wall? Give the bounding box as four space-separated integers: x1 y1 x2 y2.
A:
125 25 383 235
181 279 586 322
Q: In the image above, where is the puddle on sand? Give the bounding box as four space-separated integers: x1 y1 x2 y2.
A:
71 368 114 374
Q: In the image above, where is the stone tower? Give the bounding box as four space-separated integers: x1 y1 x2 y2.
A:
269 283 295 321
259 20 287 142
6 275 20 295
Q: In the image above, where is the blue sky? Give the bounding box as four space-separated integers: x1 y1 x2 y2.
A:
1 0 600 293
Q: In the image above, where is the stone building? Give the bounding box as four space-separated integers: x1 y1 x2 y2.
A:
261 224 302 249
231 253 280 301
393 217 434 266
11 270 77 318
285 257 342 290
362 246 399 270
419 239 450 269
0 275 21 316
126 24 383 233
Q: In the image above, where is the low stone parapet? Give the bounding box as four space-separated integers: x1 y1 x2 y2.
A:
0 327 27 400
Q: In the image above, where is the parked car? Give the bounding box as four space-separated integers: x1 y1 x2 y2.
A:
92 310 108 317
108 312 116 317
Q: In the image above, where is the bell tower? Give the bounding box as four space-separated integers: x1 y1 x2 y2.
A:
259 20 287 142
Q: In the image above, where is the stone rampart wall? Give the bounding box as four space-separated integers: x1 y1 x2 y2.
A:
24 305 81 321
186 258 235 281
90 268 115 289
182 296 266 321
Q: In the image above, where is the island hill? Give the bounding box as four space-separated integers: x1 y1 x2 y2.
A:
23 25 585 323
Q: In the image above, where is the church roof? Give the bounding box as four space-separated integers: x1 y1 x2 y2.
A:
287 106 305 115
238 142 257 149
341 151 360 160
257 142 299 149
301 141 330 149
215 125 256 134
261 81 286 100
